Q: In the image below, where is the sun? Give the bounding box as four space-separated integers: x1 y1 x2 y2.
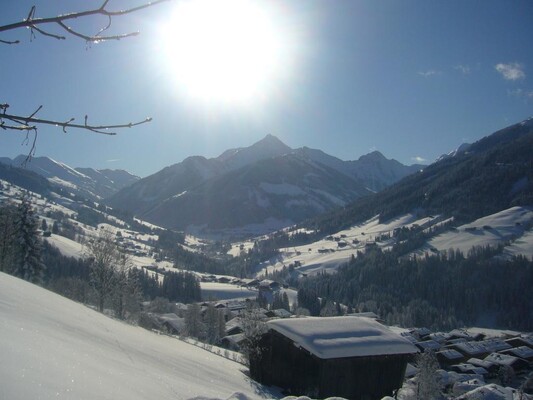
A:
158 0 289 105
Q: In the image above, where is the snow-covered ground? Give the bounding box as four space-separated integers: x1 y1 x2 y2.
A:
0 272 279 400
426 206 533 258
201 282 258 301
255 213 442 277
253 207 533 277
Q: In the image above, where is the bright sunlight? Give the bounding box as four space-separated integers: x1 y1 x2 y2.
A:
158 0 290 105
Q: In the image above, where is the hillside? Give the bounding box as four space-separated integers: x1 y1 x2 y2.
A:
305 117 533 234
0 156 139 200
0 272 277 400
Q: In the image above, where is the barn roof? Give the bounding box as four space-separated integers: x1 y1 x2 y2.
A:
267 316 418 359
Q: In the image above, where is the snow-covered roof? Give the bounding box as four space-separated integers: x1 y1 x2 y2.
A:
456 383 514 400
267 316 418 359
416 340 441 351
479 338 512 352
453 341 489 355
484 352 520 367
504 346 533 359
437 349 464 360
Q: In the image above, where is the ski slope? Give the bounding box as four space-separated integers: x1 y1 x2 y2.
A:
0 272 278 400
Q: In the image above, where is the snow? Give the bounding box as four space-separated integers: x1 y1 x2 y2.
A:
44 234 84 258
201 282 258 301
0 272 277 400
428 206 533 259
456 383 514 400
267 316 418 359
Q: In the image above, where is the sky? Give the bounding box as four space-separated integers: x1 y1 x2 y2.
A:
1 0 532 178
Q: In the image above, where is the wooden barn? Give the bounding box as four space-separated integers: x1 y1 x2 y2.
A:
250 316 418 400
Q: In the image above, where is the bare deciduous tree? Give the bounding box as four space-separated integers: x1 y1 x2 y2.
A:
0 0 171 161
84 228 130 314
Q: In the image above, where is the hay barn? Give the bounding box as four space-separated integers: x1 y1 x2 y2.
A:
250 316 418 400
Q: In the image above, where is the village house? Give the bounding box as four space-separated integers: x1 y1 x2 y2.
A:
250 316 418 400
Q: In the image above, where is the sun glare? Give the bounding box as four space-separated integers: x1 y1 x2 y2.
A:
158 0 290 105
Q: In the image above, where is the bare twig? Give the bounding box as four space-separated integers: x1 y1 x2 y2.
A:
0 111 152 135
0 38 20 45
0 0 172 44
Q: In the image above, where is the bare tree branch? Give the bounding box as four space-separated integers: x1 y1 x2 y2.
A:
1 109 152 135
0 38 20 45
0 0 172 44
1 1 168 162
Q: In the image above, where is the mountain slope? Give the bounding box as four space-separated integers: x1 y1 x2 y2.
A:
0 156 139 200
0 272 275 400
0 162 52 196
306 117 533 234
107 135 420 235
143 154 371 234
106 135 293 215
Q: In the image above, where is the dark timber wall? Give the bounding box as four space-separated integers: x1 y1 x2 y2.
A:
251 329 411 400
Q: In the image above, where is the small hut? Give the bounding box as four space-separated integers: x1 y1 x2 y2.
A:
250 316 417 400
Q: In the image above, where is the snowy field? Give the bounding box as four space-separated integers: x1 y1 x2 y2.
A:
201 282 258 301
255 213 442 277
427 206 533 258
0 272 279 400
254 206 533 277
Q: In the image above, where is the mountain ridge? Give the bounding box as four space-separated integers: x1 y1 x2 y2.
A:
0 156 140 200
106 135 421 236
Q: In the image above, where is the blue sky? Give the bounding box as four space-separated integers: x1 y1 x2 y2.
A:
1 0 532 177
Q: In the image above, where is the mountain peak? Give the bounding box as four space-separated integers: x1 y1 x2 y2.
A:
254 134 290 149
358 150 387 162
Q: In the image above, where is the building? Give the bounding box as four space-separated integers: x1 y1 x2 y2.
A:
250 316 417 400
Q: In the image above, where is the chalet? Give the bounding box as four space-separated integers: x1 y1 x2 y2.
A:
450 363 489 376
501 345 533 362
220 333 246 351
448 341 490 359
259 279 280 291
157 313 185 335
436 349 465 366
225 317 244 336
478 338 512 353
250 316 418 400
484 352 529 372
410 327 431 339
467 357 500 376
505 334 533 349
415 340 441 352
240 278 259 288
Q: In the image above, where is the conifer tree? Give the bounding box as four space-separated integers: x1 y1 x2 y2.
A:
184 303 205 340
204 304 224 344
13 193 45 283
0 205 17 274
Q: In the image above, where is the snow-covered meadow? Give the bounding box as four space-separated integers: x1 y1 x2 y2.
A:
0 272 279 400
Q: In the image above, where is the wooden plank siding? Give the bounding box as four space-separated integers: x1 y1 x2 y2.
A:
251 329 412 400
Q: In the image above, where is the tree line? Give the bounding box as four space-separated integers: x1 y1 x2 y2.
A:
298 245 533 331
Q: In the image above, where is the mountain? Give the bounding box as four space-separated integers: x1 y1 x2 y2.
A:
106 135 420 236
306 116 533 234
0 156 139 200
0 161 52 196
143 154 370 234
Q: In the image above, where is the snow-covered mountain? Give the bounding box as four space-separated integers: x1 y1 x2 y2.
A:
143 153 371 235
106 135 421 236
0 155 139 200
